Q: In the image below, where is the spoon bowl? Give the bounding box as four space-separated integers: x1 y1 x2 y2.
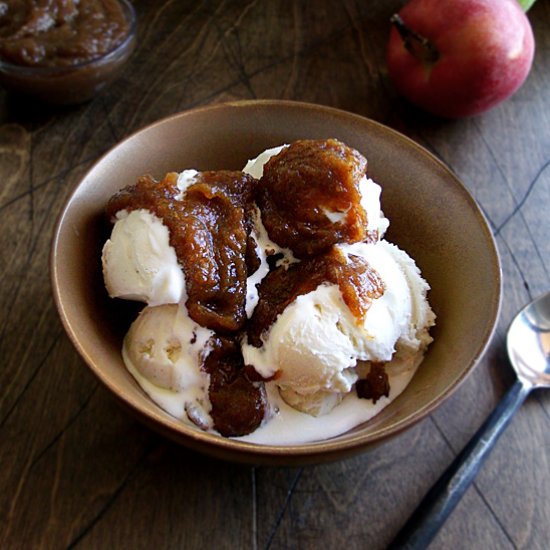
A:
507 291 550 388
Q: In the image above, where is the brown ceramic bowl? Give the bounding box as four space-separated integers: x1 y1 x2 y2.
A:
50 100 501 465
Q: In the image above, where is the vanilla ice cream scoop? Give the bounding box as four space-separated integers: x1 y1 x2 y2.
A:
338 240 435 361
102 209 185 306
243 284 361 394
242 240 434 416
123 303 214 429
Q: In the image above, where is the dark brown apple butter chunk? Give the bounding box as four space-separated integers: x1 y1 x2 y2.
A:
202 336 267 437
257 139 376 259
356 362 390 403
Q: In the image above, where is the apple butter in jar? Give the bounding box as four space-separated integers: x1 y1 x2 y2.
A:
0 0 137 104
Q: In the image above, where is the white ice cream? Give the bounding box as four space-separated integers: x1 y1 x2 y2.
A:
343 241 435 355
102 209 185 306
359 176 390 237
175 169 199 199
241 240 435 418
102 170 202 306
123 303 215 430
243 145 287 179
243 284 361 392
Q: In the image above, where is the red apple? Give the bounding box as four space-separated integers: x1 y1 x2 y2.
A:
386 0 535 117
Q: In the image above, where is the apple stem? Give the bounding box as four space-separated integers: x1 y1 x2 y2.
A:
390 14 439 64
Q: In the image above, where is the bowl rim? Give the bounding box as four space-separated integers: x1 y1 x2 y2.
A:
0 0 137 75
50 99 502 462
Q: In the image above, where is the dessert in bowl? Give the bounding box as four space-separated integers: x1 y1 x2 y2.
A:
50 100 501 464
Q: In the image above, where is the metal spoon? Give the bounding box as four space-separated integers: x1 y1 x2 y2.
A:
390 291 550 549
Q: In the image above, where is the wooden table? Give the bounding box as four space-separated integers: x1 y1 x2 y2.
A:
1 1 549 548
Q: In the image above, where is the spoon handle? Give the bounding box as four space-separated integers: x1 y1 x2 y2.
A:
389 379 530 549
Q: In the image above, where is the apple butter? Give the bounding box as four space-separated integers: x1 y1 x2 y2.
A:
0 0 130 67
356 362 390 403
257 139 376 259
106 170 258 334
202 336 267 437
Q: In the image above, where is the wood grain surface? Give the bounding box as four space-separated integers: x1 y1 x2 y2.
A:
1 1 549 549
